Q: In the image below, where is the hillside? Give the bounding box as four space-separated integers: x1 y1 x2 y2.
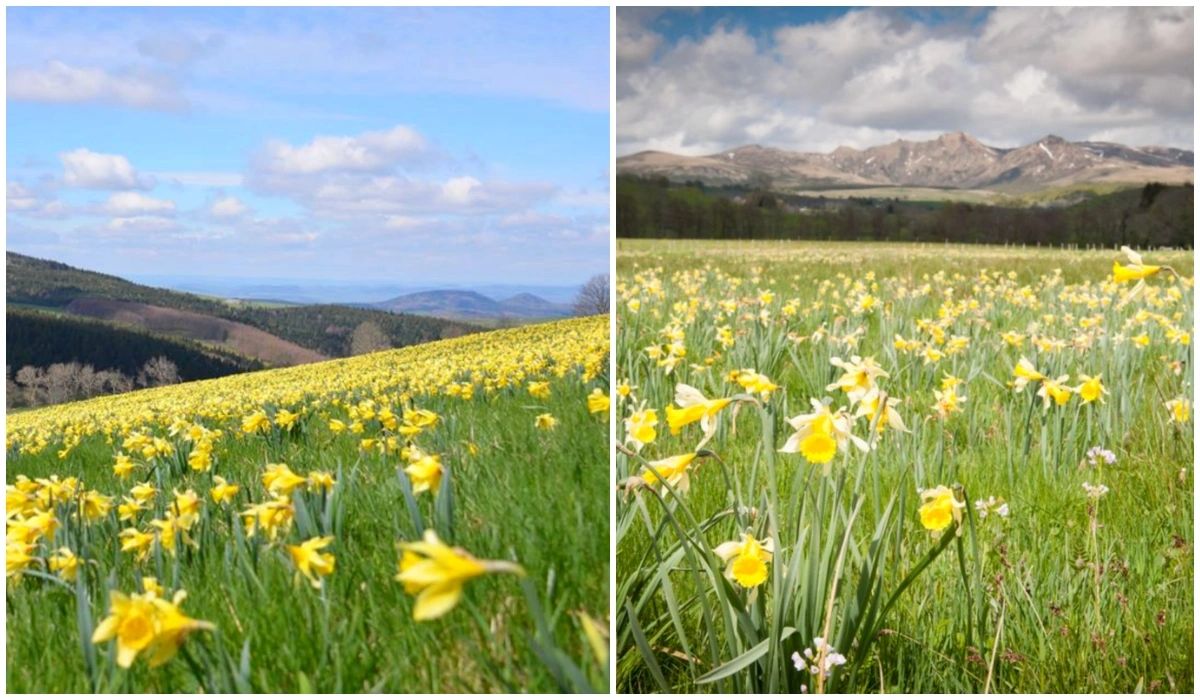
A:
6 252 481 361
616 132 1194 198
6 314 609 692
616 176 1193 247
376 289 572 322
7 307 261 380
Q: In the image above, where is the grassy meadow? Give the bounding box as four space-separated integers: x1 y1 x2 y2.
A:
615 239 1193 693
6 316 610 693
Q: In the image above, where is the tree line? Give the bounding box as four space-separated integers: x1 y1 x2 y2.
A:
616 176 1193 247
7 357 182 409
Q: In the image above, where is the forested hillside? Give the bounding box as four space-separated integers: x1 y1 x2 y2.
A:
7 308 261 380
616 176 1194 247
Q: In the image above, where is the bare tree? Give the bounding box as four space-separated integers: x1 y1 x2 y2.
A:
137 356 180 388
573 273 610 316
349 321 392 355
15 365 47 406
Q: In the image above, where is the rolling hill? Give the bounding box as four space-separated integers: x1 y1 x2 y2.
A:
6 252 481 364
375 289 572 322
617 132 1194 198
7 308 262 381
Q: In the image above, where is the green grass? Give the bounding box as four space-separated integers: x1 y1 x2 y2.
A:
6 321 609 692
616 240 1192 693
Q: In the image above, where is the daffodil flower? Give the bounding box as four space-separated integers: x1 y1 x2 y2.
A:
713 532 774 588
918 485 965 535
395 530 524 621
640 452 697 494
288 536 336 588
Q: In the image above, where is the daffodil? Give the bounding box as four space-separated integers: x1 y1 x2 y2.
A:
262 463 307 496
405 451 444 495
395 530 524 621
210 476 240 504
48 547 80 582
1076 374 1107 404
586 388 611 414
1112 246 1163 283
1012 357 1045 392
288 536 336 588
779 399 868 468
640 452 697 493
120 528 157 562
92 589 214 668
534 413 558 430
624 407 658 451
827 356 889 405
666 384 731 436
1037 375 1073 409
713 532 774 588
918 485 965 535
112 452 135 478
1165 398 1191 424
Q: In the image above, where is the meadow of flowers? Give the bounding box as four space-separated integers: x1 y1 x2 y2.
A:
615 240 1193 693
6 315 610 693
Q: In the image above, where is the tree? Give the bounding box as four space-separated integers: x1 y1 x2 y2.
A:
573 274 610 316
138 356 180 388
349 321 392 355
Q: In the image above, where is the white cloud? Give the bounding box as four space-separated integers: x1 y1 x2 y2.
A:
8 61 186 111
255 125 433 176
208 195 249 219
104 191 175 215
617 7 1194 154
60 149 153 190
7 181 69 218
105 216 179 233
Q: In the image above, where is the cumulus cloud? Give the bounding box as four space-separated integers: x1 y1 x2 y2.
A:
8 61 187 111
60 149 153 190
7 181 69 218
247 125 555 219
254 125 434 177
617 7 1194 155
208 195 249 219
104 191 176 215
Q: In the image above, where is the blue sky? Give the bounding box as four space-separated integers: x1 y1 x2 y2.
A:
7 7 610 286
618 6 1192 155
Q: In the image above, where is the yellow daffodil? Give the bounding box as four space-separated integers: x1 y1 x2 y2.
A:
586 388 611 414
666 384 731 435
288 536 336 588
209 476 240 504
405 451 444 495
640 452 697 493
713 533 774 588
395 530 524 621
918 485 965 535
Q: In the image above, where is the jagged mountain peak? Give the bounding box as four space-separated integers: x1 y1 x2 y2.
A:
618 131 1193 193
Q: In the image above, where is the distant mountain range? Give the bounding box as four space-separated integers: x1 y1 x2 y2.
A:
617 132 1194 194
373 290 572 322
133 276 583 306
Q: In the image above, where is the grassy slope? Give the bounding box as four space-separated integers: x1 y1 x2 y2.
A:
6 316 609 692
615 241 1192 693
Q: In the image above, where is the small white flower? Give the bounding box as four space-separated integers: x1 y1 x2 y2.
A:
1082 482 1109 500
974 496 1009 520
1085 446 1117 466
